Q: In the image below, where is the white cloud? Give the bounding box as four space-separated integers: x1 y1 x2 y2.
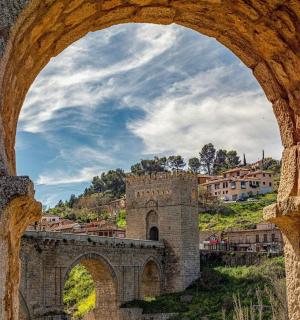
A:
19 24 178 133
127 65 282 162
37 166 101 185
36 144 116 185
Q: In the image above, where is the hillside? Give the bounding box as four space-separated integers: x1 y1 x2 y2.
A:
63 258 286 320
200 193 277 232
123 257 286 320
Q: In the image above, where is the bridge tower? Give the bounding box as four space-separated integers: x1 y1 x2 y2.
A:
126 172 200 292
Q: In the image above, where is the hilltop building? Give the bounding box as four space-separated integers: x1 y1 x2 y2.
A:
226 222 283 253
200 222 283 253
199 167 274 201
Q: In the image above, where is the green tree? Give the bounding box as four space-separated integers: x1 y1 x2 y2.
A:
188 157 201 173
199 143 216 175
213 149 228 174
92 176 105 193
68 194 77 208
100 169 126 198
131 162 144 176
167 155 186 171
243 153 247 166
56 200 64 208
83 169 126 199
226 150 241 168
131 157 168 175
262 157 281 174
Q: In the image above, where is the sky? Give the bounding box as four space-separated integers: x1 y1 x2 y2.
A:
16 23 283 207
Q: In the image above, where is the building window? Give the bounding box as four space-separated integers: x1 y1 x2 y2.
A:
263 173 265 177
263 181 265 185
272 234 275 242
237 171 240 176
263 234 268 242
215 183 220 189
269 174 271 177
256 234 259 243
215 192 217 195
269 182 272 187
241 181 246 189
230 182 236 189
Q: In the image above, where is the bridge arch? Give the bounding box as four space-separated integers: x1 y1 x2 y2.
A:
141 257 162 299
63 252 119 320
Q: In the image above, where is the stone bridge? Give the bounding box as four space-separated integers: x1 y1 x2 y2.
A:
19 231 165 320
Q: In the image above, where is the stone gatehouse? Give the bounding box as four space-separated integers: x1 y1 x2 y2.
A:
19 172 200 319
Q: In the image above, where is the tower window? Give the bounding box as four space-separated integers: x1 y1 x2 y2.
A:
149 227 159 241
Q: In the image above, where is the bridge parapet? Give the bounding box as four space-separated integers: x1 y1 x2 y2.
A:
23 231 164 249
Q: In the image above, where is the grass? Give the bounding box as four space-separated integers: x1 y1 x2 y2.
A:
200 193 277 231
64 265 96 319
74 291 96 319
122 257 285 320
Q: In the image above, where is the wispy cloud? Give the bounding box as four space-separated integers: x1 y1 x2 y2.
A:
19 24 178 134
37 166 101 185
16 23 282 206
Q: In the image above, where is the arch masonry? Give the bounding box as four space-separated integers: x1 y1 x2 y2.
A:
141 257 162 299
0 1 300 319
63 253 119 320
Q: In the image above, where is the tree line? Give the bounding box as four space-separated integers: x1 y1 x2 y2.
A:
56 143 279 209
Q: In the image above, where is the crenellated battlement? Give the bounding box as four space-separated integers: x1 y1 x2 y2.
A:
126 171 197 186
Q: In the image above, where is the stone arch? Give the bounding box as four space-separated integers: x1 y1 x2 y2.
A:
63 252 119 320
141 257 162 298
146 210 158 241
1 2 300 319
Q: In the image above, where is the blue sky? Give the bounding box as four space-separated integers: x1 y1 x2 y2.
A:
16 24 282 207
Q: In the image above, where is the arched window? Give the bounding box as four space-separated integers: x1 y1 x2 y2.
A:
149 226 159 241
146 211 158 241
